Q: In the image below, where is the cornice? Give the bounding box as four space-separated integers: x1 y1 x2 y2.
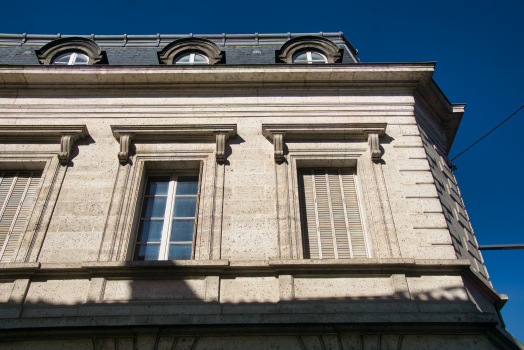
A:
110 124 237 164
414 80 465 156
0 63 435 89
111 124 236 140
0 124 89 165
262 123 386 140
0 125 88 141
262 123 387 162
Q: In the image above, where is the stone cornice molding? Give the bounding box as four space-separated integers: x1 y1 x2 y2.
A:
111 124 237 164
262 123 386 162
158 37 224 65
0 125 89 165
277 36 343 64
35 37 106 65
0 63 436 89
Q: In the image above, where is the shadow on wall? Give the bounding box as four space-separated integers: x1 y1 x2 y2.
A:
0 268 508 349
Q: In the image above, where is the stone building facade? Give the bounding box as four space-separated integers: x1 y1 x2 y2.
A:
0 32 521 349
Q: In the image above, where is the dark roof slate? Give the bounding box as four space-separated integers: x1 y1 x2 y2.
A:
0 32 359 65
0 46 40 65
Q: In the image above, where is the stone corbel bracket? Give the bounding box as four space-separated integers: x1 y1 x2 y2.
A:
0 125 89 165
262 123 387 162
111 124 237 164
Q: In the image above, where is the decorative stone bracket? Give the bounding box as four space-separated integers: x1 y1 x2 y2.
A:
116 133 135 165
0 125 89 165
111 124 237 164
262 123 387 162
367 132 382 162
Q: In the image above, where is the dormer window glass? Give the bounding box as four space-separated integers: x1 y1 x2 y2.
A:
293 51 327 64
174 53 209 65
52 52 89 65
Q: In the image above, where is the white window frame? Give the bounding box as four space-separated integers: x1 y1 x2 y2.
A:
133 171 201 261
52 52 89 65
174 53 210 65
293 51 327 64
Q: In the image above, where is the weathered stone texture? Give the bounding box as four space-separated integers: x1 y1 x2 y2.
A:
0 63 519 348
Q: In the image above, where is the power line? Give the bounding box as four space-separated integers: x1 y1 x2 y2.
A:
450 104 524 163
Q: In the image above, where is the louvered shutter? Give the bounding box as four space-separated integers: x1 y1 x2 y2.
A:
299 168 367 259
0 171 42 262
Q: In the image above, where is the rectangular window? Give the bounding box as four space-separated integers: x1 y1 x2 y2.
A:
298 168 367 259
133 173 200 261
0 171 42 262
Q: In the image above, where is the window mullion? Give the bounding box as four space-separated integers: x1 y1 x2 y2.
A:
324 170 339 259
306 52 312 64
68 53 76 65
338 169 354 258
190 54 195 63
159 175 176 260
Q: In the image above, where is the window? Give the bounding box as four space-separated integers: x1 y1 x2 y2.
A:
293 51 327 64
158 37 223 64
276 36 343 63
52 52 89 65
133 173 200 261
298 168 367 259
36 37 106 65
174 53 209 65
0 171 42 262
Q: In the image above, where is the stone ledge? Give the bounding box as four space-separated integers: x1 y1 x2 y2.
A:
0 258 471 277
111 124 237 142
0 312 499 330
0 125 88 142
0 63 436 89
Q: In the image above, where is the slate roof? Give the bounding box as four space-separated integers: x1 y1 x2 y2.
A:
0 32 359 65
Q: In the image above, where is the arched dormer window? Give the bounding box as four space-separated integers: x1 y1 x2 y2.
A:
36 37 106 65
174 52 209 65
158 38 223 65
52 52 90 65
277 36 342 64
292 51 327 64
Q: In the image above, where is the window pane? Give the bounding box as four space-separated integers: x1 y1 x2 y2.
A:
142 197 167 218
294 53 308 61
74 54 88 64
310 53 325 61
173 197 197 217
171 219 194 242
176 176 199 195
134 244 160 261
168 244 192 260
53 54 72 64
193 54 207 63
137 219 163 242
146 176 170 195
176 55 191 63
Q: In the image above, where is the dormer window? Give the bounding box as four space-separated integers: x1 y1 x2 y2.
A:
36 37 106 65
52 52 90 65
277 36 343 64
293 51 327 64
174 53 209 65
158 38 223 65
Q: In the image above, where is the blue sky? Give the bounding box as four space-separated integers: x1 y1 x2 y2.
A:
2 0 523 340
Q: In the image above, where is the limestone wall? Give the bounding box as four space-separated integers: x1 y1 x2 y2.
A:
0 86 515 348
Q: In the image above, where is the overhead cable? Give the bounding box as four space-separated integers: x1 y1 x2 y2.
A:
450 104 524 162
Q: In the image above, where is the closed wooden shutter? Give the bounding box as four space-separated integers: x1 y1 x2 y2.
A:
299 168 367 259
0 171 42 262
